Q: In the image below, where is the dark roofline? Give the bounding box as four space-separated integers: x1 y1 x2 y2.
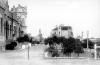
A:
52 26 72 31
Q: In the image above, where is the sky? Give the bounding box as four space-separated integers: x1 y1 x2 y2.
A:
8 0 100 38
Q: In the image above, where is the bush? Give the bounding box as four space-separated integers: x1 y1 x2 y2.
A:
81 39 94 49
74 46 84 56
45 46 59 57
5 41 17 50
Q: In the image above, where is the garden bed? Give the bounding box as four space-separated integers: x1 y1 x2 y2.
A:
44 51 93 59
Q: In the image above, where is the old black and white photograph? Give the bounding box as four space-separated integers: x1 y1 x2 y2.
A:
0 0 100 65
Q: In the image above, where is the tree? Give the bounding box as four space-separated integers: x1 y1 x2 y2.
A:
44 36 60 46
44 37 53 46
81 39 94 49
44 36 60 57
44 36 84 57
61 37 76 57
74 39 84 56
74 45 84 56
17 34 32 43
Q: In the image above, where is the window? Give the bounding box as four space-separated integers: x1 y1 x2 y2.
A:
14 26 17 35
59 32 60 35
10 25 11 36
55 32 56 34
14 26 16 33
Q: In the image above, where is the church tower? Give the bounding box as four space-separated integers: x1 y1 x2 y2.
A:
38 29 43 42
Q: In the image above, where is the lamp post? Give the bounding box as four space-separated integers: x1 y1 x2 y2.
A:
28 43 30 60
87 31 89 49
94 43 97 59
11 13 13 37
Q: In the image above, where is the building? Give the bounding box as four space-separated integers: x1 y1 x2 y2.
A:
8 11 20 38
38 29 43 42
90 38 100 59
0 0 9 47
11 4 27 34
35 29 43 42
0 0 27 50
51 24 73 38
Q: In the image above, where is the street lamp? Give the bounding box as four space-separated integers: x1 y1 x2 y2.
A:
87 31 89 49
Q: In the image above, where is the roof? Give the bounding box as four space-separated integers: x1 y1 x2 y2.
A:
61 26 72 30
53 26 72 31
11 5 27 13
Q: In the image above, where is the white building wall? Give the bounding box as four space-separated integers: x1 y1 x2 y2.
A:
51 26 73 38
61 31 69 38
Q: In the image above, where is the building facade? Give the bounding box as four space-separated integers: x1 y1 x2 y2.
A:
11 4 27 34
0 0 9 46
0 0 27 47
7 11 21 38
51 24 73 38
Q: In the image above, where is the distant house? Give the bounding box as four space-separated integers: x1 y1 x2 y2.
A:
51 24 73 38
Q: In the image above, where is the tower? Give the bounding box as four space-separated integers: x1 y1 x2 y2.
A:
38 29 43 42
16 4 27 20
11 4 27 32
16 4 27 27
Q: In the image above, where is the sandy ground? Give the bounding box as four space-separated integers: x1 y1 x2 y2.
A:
0 44 99 65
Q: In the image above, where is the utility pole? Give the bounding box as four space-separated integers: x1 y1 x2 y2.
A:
87 31 89 49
